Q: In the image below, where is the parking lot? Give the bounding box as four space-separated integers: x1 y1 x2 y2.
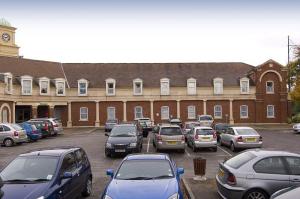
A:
0 127 299 199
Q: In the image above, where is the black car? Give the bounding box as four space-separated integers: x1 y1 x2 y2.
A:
213 123 231 142
105 124 143 157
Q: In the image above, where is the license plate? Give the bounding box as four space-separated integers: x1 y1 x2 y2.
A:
167 141 177 145
201 137 210 141
115 149 125 152
218 169 224 177
246 138 256 142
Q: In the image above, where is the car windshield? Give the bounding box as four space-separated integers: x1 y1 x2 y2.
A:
107 120 118 123
160 127 182 135
116 160 174 180
225 152 257 169
0 156 59 183
110 126 136 137
199 116 212 120
186 123 200 129
236 128 258 135
196 129 214 135
11 124 23 130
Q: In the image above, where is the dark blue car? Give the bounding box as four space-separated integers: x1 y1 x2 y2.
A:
101 154 184 199
0 147 93 199
18 122 42 141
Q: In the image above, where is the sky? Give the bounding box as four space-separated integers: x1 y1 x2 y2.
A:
1 0 300 65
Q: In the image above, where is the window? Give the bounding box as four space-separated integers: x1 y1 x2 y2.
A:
214 78 223 95
266 81 274 94
160 78 170 95
240 78 249 94
4 73 12 94
106 79 116 96
285 157 300 175
134 106 143 119
187 78 196 95
55 80 65 96
133 79 143 95
80 107 88 121
60 153 77 173
78 79 88 96
254 157 287 175
21 77 32 95
161 106 169 120
267 105 275 118
240 105 248 118
2 109 8 123
39 78 49 95
107 107 116 120
214 105 222 119
187 105 196 119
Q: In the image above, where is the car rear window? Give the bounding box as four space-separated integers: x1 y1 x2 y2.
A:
196 129 214 135
160 127 182 135
11 124 23 131
186 123 200 129
236 128 258 135
199 116 213 120
225 152 257 169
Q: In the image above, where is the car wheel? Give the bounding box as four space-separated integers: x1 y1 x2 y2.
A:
243 189 268 199
220 140 224 146
212 147 217 152
4 139 14 147
230 142 236 152
105 150 111 158
82 177 92 197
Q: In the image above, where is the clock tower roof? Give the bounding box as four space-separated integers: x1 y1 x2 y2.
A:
0 18 11 27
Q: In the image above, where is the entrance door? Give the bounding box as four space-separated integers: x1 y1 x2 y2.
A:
37 106 49 118
15 106 31 123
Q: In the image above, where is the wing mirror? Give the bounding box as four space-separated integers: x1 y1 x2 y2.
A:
177 168 184 176
106 169 114 178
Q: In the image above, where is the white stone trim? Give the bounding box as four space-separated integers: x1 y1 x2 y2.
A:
4 72 13 94
79 107 88 121
259 70 283 82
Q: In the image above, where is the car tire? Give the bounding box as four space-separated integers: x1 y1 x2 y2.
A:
243 189 268 199
105 150 111 158
230 142 236 152
82 177 93 197
192 144 197 152
212 147 217 152
4 138 14 147
220 140 224 146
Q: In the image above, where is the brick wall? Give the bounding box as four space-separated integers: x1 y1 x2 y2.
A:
0 101 13 123
233 100 256 123
99 101 123 125
153 101 177 124
126 101 151 121
180 100 203 122
206 100 230 123
71 102 96 126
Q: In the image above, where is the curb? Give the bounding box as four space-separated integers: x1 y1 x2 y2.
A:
182 178 196 199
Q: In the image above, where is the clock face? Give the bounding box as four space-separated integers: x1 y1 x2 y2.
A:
2 33 10 42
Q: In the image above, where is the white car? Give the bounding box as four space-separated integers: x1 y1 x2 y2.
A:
198 115 214 127
293 123 300 133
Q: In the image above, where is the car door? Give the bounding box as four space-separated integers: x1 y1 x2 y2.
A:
74 149 89 192
284 156 300 186
221 128 231 146
0 125 5 143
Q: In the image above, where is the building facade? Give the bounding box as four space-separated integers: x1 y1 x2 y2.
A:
0 20 291 127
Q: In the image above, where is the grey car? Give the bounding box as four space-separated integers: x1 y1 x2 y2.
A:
220 127 263 152
0 123 28 147
152 124 185 153
216 150 300 199
183 121 200 141
198 115 214 127
186 126 217 152
271 185 300 199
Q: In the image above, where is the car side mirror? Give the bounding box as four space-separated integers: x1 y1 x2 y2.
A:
61 171 73 179
106 169 114 178
177 168 184 176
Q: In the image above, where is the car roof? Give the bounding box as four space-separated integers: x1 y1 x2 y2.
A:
194 126 213 130
199 114 213 117
185 121 200 124
231 126 254 129
247 149 300 157
125 154 170 161
160 124 181 128
20 147 81 157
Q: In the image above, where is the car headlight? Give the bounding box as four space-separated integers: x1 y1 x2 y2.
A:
37 197 45 199
104 195 113 199
106 142 112 148
129 143 137 147
168 193 179 199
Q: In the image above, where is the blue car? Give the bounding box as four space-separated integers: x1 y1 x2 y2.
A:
18 122 42 141
101 154 184 199
0 147 93 199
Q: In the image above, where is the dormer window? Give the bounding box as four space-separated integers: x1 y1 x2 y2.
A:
133 78 143 95
55 78 66 96
187 78 196 95
78 79 88 96
39 77 50 95
106 78 116 96
240 77 249 94
21 75 33 95
213 78 223 95
4 73 12 94
160 78 170 95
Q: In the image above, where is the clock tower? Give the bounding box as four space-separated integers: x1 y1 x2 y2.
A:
0 18 19 57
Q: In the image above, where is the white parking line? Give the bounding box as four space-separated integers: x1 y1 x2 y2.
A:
147 137 150 153
217 146 232 157
185 150 191 157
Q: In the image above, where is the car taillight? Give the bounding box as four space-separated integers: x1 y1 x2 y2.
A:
236 136 243 142
227 173 236 185
14 131 19 136
213 131 217 139
53 124 58 127
194 134 198 140
45 123 48 130
157 135 162 141
259 136 263 142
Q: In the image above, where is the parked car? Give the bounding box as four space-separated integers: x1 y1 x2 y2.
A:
0 123 28 147
169 118 183 128
0 147 93 199
183 121 200 141
293 123 300 133
186 126 217 152
271 185 300 199
28 119 55 136
17 122 42 141
198 115 214 127
216 149 300 199
0 176 3 198
101 154 184 199
220 126 263 152
136 118 153 137
153 124 185 153
105 124 143 157
29 118 62 135
105 119 118 132
213 123 231 142
27 120 51 138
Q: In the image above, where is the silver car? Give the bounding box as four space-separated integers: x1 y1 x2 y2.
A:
220 127 262 152
29 118 63 135
216 150 300 199
293 123 300 133
198 115 214 127
0 123 28 147
186 126 217 152
153 124 185 153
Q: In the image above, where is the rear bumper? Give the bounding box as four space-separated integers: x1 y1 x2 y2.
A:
235 142 263 149
216 175 245 199
157 142 185 150
105 147 139 155
14 137 28 143
54 127 63 134
28 134 41 140
194 141 217 148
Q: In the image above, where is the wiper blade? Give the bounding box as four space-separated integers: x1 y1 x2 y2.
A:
152 175 173 179
4 179 49 183
123 176 153 180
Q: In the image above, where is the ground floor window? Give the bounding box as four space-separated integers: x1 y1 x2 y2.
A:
240 105 248 118
214 105 222 119
134 106 143 119
161 106 169 120
80 107 88 121
107 107 116 120
267 105 275 118
187 105 196 119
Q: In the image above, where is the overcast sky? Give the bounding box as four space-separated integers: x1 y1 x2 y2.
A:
1 0 300 65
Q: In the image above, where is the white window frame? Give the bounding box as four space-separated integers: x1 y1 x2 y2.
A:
187 78 196 95
240 77 250 94
39 77 50 95
134 106 143 119
161 106 169 120
78 79 88 96
214 105 222 119
107 107 116 120
21 75 33 95
4 73 13 94
187 105 196 119
79 107 88 121
266 81 274 94
160 78 170 95
55 79 66 96
213 78 223 95
106 78 116 96
133 78 143 95
267 105 275 118
240 105 248 119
